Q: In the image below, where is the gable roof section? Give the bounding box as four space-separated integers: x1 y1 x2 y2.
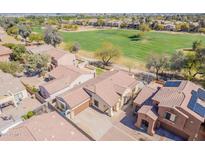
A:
153 80 205 120
47 48 73 60
26 44 54 54
134 85 158 107
0 112 90 141
84 79 120 107
152 87 185 107
58 70 139 108
0 45 12 56
0 70 25 96
138 105 158 120
26 45 75 60
58 87 90 109
40 65 87 95
47 65 86 79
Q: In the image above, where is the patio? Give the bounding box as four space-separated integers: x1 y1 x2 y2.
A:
0 98 43 134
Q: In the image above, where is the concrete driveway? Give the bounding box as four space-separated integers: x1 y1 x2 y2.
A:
72 107 113 140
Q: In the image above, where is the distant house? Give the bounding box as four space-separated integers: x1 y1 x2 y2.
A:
38 65 94 102
0 71 28 113
164 24 176 31
0 46 12 62
127 22 140 29
55 70 143 119
26 44 77 67
134 80 205 140
0 111 91 141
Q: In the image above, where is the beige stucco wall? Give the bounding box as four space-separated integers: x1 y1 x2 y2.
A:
91 93 110 112
158 106 203 140
135 113 156 136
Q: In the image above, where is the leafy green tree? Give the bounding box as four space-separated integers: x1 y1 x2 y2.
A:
199 28 205 34
175 23 182 32
169 51 186 73
47 18 58 25
181 22 190 32
95 42 121 66
2 43 16 49
11 44 27 61
44 26 62 47
97 19 105 27
192 40 202 51
19 25 31 42
0 61 23 76
120 21 128 28
146 55 169 80
156 24 164 31
29 33 43 44
6 26 19 36
23 53 50 76
139 24 151 32
182 48 205 80
69 42 80 53
0 17 18 30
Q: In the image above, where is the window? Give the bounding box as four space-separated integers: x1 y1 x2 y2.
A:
164 112 176 122
94 100 99 107
14 92 23 102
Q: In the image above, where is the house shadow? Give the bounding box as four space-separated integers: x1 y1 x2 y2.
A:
155 127 186 141
128 35 142 41
120 113 136 130
120 104 137 130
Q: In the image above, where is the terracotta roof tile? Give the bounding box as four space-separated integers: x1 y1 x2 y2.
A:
0 112 90 141
0 45 12 56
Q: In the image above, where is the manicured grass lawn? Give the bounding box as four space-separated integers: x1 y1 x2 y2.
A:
33 27 205 62
32 26 43 34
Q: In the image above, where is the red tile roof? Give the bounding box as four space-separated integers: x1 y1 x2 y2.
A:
138 105 158 120
0 112 90 141
0 45 12 56
58 70 140 108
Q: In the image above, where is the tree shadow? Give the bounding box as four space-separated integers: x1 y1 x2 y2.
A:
128 35 142 41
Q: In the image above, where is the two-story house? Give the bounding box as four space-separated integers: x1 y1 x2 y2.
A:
134 80 205 140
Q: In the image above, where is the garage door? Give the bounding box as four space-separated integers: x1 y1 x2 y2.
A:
73 99 91 116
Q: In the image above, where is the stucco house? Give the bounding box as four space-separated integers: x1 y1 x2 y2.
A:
164 23 176 31
0 45 12 62
26 44 77 67
0 111 90 141
0 71 28 113
55 70 143 119
38 65 94 102
134 80 205 140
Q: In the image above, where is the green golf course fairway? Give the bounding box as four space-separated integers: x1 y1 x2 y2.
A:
33 27 205 62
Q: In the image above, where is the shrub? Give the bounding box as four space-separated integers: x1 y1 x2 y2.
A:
69 42 80 53
27 111 35 119
2 43 16 49
21 115 28 120
0 61 23 76
199 28 205 34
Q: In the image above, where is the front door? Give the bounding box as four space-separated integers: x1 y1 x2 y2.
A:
141 119 149 132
